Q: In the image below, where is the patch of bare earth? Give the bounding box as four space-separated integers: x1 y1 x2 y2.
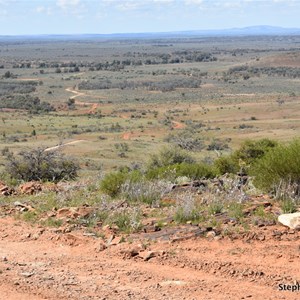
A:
253 52 300 68
1 215 300 300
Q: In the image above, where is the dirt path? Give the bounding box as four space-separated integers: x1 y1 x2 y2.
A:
172 121 186 129
44 140 85 152
65 88 86 101
122 132 131 140
0 216 300 300
65 87 102 114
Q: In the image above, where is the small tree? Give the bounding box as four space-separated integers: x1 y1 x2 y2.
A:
4 71 12 78
5 148 79 182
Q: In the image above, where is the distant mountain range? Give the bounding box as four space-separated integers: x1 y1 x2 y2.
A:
1 26 300 40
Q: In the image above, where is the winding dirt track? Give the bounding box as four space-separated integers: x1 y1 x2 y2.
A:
1 216 300 300
172 121 186 129
44 140 85 152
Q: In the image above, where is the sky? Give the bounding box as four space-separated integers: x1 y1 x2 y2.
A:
0 0 299 35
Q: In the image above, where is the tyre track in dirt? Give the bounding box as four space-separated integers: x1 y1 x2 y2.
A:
1 217 300 299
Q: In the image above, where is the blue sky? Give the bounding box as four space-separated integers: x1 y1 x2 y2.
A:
0 0 299 35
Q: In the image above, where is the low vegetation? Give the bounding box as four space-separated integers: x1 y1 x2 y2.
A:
5 148 79 182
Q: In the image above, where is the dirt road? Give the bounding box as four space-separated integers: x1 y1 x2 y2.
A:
44 140 85 152
1 216 300 300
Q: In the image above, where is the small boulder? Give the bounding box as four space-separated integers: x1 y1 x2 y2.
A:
0 181 15 196
278 212 300 230
19 182 42 195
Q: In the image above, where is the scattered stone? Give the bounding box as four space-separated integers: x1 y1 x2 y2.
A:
160 280 187 286
106 235 114 247
139 250 165 261
14 201 35 212
256 234 265 241
96 242 107 252
19 181 42 195
21 233 31 239
143 224 161 233
278 212 300 230
206 231 216 240
121 247 142 259
56 206 94 219
102 225 111 231
110 236 123 245
20 272 35 278
32 233 41 240
0 181 15 196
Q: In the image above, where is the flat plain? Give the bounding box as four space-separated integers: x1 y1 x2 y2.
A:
1 35 300 300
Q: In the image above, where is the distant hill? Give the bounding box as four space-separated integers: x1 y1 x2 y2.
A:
1 26 300 40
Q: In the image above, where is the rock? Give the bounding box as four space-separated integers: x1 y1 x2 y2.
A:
14 201 35 212
20 272 34 278
56 206 93 219
206 231 216 240
19 181 42 195
0 181 15 196
106 235 114 246
121 247 142 259
96 242 107 252
160 280 187 286
278 212 300 230
139 250 165 261
102 225 110 231
110 236 123 245
143 224 161 233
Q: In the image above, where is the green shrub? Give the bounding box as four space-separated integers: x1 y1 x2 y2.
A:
5 148 79 182
280 199 297 213
146 162 216 181
214 138 277 175
147 146 195 169
100 169 142 198
106 209 141 233
208 201 224 215
251 139 300 195
175 162 216 179
233 138 277 166
121 179 170 206
174 207 201 224
228 202 244 222
214 156 239 175
100 171 128 197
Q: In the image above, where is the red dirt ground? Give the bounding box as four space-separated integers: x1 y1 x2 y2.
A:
1 216 300 300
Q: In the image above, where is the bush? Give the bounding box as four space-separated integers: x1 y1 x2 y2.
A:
214 138 277 175
5 148 79 182
121 179 170 206
147 146 195 169
100 169 141 198
146 162 216 181
214 156 239 175
251 139 300 196
105 209 141 233
233 138 277 166
165 131 205 151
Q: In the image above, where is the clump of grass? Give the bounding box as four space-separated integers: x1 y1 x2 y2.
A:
19 211 38 223
121 179 171 206
100 169 142 198
280 199 297 213
173 193 203 224
228 202 244 222
105 208 141 233
40 217 63 227
208 201 224 215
